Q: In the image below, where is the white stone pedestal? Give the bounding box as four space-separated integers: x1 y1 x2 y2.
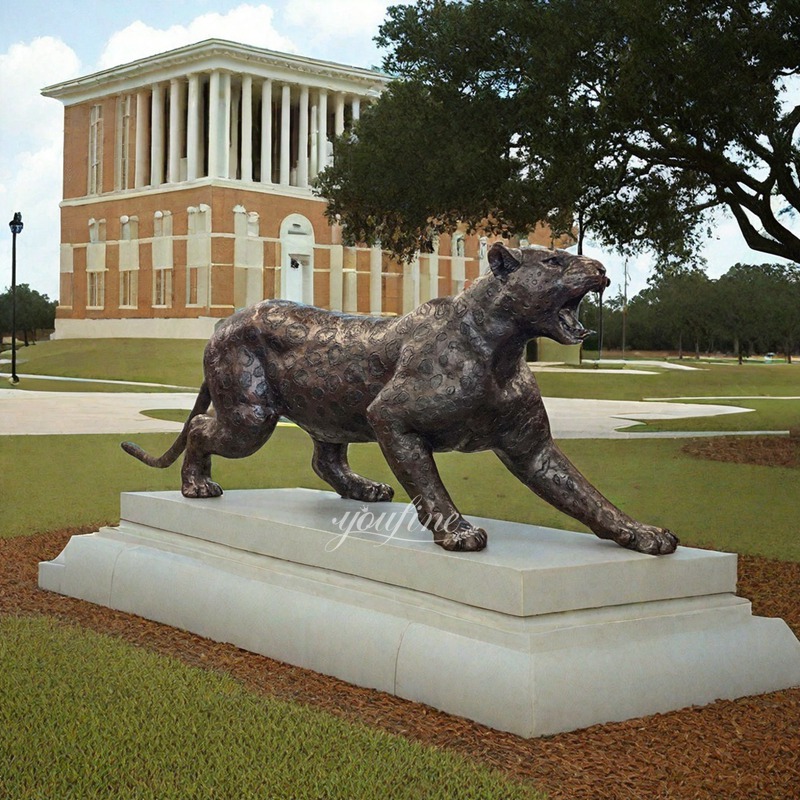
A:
39 489 800 737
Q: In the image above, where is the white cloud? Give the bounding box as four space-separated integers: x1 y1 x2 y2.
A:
279 0 408 67
0 37 80 149
0 36 80 299
97 4 298 69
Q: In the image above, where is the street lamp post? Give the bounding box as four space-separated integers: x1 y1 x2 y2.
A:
8 212 23 385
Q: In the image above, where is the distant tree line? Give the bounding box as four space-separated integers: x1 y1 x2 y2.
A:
0 285 57 347
580 263 800 362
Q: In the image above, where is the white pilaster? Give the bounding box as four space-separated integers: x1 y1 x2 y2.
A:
260 79 272 183
297 86 309 188
134 90 149 188
403 254 421 313
150 83 164 186
186 74 200 181
317 89 328 171
168 78 181 183
280 84 291 186
334 93 345 137
370 244 383 315
241 75 253 182
428 241 440 300
352 97 361 122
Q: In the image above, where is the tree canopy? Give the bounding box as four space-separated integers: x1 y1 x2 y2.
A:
316 0 800 264
580 262 800 360
0 284 57 346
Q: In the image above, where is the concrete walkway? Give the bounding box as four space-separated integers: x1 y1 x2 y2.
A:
0 387 756 439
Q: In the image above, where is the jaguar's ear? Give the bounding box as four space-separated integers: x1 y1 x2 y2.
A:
488 243 522 281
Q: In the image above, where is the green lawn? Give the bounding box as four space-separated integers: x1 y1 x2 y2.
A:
9 338 205 387
624 398 799 433
3 427 797 561
4 338 799 799
535 361 800 402
0 616 541 800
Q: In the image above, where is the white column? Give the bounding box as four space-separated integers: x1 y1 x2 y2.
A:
370 244 382 315
309 101 318 177
334 93 345 137
317 89 328 171
298 86 309 187
260 79 272 183
352 97 361 123
134 90 149 188
168 79 181 183
208 71 220 178
186 74 200 181
229 81 240 179
241 75 253 182
150 83 164 186
280 83 291 186
221 72 232 179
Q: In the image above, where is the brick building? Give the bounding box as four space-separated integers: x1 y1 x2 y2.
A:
43 39 568 343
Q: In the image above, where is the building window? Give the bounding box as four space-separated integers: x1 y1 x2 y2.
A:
187 268 197 305
88 104 103 195
153 267 172 307
87 271 105 308
115 96 132 191
119 214 139 308
152 210 173 307
86 217 107 308
120 269 137 307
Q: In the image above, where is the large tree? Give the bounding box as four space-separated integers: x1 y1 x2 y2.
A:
317 0 800 264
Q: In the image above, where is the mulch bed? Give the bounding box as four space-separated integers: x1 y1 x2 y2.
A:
2 529 799 800
683 435 800 469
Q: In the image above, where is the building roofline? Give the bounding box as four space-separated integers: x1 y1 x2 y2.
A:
42 38 391 101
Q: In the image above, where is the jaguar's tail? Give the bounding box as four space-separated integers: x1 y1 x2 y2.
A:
121 382 212 468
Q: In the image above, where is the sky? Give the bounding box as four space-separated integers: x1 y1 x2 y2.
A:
0 0 795 302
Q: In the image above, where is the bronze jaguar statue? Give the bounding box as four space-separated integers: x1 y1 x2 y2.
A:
122 242 678 555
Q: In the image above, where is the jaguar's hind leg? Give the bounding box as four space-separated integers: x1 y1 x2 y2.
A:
182 343 279 498
311 440 394 502
182 405 279 497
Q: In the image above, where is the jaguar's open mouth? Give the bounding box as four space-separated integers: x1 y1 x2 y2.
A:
556 285 604 344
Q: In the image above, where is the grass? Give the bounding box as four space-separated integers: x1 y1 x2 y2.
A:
4 427 798 561
535 362 799 402
9 338 205 387
0 616 542 800
4 338 799 799
624 398 799 433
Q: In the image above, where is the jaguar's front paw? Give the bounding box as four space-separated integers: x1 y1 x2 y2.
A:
435 520 488 552
615 523 678 555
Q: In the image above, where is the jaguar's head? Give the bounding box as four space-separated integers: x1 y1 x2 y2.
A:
487 243 610 345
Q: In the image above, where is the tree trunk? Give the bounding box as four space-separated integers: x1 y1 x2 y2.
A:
677 332 683 359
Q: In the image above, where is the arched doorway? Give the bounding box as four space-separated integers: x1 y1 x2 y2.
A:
279 214 315 305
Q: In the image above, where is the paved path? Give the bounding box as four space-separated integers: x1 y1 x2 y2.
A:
0 388 755 439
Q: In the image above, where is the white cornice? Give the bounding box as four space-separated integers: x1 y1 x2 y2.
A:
42 39 391 105
58 177 329 208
